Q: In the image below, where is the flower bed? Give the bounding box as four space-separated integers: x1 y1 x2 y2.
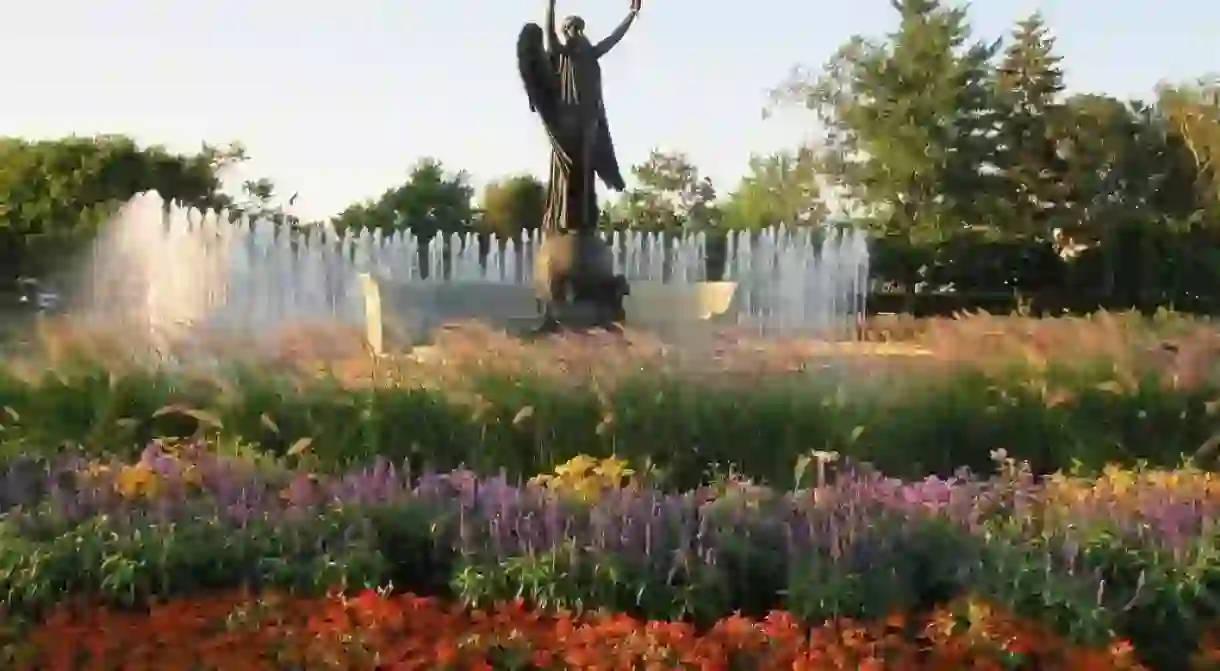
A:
1 444 1219 667
6 591 1149 670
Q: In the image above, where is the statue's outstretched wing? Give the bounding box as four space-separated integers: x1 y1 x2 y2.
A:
517 24 558 125
518 23 573 166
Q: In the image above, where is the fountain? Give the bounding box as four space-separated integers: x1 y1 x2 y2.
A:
67 192 870 351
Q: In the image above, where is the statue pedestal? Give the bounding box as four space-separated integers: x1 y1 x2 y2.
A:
533 231 628 332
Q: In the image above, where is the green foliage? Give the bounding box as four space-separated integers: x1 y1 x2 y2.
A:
782 0 1000 247
785 516 974 623
0 509 390 616
720 146 827 231
762 0 1220 306
972 536 1120 647
330 157 474 240
1157 77 1220 215
0 359 1213 486
452 542 711 623
478 174 545 238
609 150 718 232
0 136 239 278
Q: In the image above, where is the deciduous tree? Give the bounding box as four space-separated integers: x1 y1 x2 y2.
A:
721 146 827 230
616 150 718 231
0 135 239 278
478 175 545 238
330 158 474 239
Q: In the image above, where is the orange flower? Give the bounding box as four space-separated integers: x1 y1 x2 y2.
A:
11 591 1157 670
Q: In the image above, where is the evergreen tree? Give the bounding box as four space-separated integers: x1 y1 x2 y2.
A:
797 0 999 245
993 13 1070 241
773 0 1000 293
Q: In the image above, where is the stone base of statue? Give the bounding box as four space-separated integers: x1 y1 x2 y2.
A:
531 230 628 334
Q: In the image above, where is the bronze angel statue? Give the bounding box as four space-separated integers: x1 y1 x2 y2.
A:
518 0 640 233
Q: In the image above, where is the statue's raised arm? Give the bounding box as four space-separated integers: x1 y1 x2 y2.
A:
544 0 560 53
593 0 641 58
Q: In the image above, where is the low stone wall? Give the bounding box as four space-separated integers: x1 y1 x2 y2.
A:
358 276 741 352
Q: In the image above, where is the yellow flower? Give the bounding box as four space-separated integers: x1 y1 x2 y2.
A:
1100 463 1135 493
528 474 555 488
115 464 160 499
554 455 597 480
571 478 603 503
593 455 634 484
532 455 640 503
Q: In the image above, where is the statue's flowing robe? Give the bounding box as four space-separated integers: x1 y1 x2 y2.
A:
518 24 626 233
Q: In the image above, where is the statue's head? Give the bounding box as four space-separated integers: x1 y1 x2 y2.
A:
561 15 586 44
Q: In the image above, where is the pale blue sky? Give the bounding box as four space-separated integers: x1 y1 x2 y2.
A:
1 1 1215 220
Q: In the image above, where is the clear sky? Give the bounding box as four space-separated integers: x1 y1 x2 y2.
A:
1 1 1215 220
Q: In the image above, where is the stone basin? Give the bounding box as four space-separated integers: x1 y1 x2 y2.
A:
358 275 740 353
